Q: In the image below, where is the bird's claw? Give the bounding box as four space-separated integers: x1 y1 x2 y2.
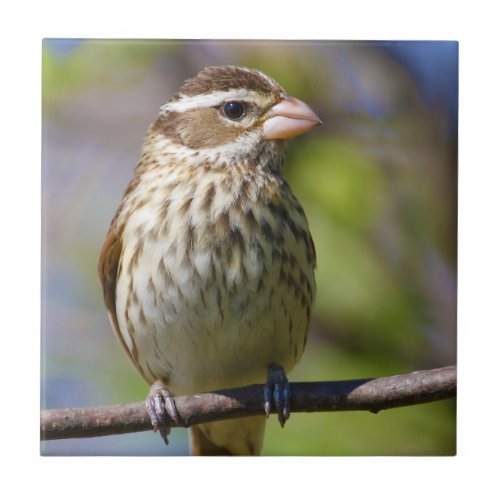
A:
264 364 291 428
146 380 180 445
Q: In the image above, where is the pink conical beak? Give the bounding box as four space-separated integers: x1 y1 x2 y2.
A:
262 94 322 140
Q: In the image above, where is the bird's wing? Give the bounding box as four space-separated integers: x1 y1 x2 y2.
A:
98 219 146 379
98 221 123 335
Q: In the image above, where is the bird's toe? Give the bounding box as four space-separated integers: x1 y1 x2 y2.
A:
146 380 180 445
264 364 291 428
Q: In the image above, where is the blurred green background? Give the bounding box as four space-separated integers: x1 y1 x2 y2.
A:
41 39 457 456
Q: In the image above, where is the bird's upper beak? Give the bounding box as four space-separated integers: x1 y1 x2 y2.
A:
262 94 322 140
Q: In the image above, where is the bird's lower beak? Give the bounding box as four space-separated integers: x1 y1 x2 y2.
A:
262 94 322 140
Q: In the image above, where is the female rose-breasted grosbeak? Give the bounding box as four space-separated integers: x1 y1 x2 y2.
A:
99 66 321 455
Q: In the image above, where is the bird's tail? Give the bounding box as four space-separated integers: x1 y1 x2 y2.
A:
189 416 266 456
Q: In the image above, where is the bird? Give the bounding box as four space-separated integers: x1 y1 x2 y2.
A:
98 65 321 455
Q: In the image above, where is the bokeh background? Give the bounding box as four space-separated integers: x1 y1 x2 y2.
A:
41 39 457 456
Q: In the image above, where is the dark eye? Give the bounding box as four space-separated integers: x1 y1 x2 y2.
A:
222 101 246 120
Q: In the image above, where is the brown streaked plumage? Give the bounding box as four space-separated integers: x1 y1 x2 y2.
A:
176 65 283 97
99 65 321 455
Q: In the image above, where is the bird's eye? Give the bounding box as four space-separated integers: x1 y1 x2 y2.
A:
222 101 246 120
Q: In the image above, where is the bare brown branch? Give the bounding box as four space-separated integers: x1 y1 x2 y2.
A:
40 365 456 441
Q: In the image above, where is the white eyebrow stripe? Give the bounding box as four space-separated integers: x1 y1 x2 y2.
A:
161 89 270 113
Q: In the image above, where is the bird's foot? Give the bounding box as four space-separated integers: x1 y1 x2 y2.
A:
264 363 291 428
146 379 181 445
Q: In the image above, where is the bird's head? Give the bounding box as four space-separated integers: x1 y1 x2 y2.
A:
146 65 322 172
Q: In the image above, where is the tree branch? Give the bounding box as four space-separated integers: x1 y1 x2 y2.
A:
41 365 456 441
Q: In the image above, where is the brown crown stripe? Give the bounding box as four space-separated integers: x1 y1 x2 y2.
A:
176 66 282 98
